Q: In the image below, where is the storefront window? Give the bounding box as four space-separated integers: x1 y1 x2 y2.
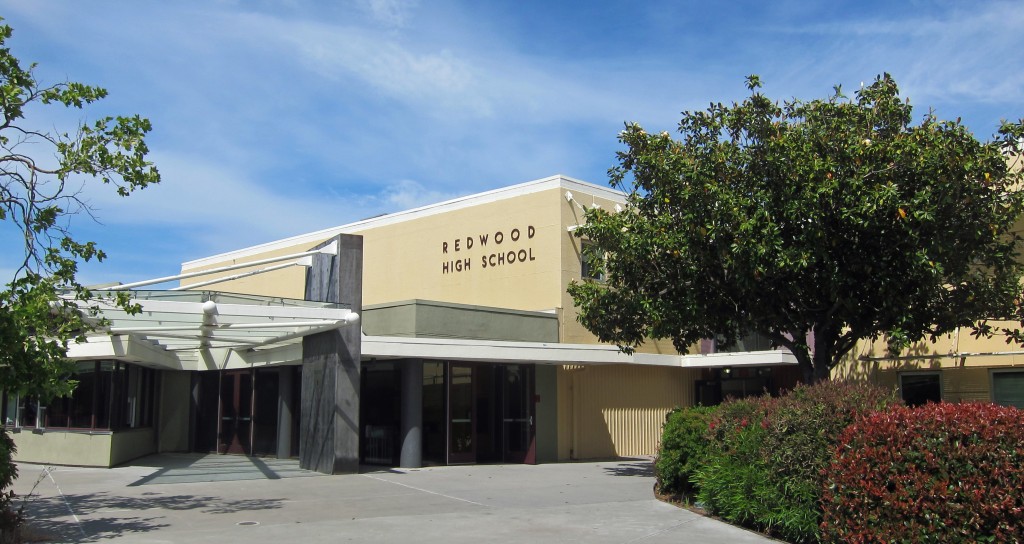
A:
2 360 155 431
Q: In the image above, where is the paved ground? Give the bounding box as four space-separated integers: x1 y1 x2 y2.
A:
11 454 777 543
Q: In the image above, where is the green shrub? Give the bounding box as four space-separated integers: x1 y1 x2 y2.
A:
679 381 897 543
0 428 18 542
694 399 774 527
821 402 1024 543
655 405 716 497
756 381 899 542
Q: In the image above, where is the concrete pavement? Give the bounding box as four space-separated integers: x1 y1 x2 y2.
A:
12 455 777 543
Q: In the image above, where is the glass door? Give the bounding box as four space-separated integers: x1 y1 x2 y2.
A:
447 364 476 464
218 370 253 455
502 364 535 464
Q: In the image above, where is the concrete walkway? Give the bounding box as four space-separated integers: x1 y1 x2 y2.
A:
12 455 777 543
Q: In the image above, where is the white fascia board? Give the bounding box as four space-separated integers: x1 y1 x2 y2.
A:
681 350 799 368
104 299 355 321
362 336 682 366
181 175 626 270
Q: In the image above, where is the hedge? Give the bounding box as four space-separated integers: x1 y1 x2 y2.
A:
821 402 1024 543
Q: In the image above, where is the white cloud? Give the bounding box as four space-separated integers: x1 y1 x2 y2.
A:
376 179 460 210
360 0 419 28
771 1 1024 106
74 151 354 245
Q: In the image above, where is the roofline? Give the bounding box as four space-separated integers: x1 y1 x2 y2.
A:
182 174 624 270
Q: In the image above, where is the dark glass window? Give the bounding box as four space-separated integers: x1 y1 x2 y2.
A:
900 373 942 407
581 242 605 281
71 362 97 428
422 361 446 465
992 371 1024 409
18 396 38 428
3 360 156 431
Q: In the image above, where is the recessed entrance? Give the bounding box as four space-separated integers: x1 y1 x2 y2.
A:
444 362 536 465
363 361 536 466
192 368 286 456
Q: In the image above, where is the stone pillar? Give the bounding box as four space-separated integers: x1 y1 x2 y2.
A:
300 234 363 474
399 359 423 468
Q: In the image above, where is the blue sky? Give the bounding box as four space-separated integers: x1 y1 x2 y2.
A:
1 0 1022 286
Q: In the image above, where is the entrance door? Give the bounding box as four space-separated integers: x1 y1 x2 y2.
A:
448 364 476 464
219 370 254 455
502 364 536 464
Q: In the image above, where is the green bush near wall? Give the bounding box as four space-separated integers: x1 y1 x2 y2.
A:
654 405 715 497
656 381 899 543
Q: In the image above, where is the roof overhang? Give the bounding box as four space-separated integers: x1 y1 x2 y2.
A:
67 292 358 371
362 336 797 368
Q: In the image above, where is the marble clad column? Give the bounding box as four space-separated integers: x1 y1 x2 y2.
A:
300 234 363 474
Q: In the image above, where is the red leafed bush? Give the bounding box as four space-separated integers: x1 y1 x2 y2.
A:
821 402 1024 543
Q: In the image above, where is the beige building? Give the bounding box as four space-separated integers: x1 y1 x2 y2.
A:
5 175 800 469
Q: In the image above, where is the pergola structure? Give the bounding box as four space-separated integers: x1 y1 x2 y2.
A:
68 291 359 371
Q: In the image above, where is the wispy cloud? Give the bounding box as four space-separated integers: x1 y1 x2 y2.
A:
1 0 1021 285
767 1 1024 106
359 0 419 28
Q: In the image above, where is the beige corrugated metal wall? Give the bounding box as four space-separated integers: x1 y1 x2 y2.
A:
942 367 991 402
557 365 697 460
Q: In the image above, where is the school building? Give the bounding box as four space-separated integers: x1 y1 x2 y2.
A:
5 174 1022 470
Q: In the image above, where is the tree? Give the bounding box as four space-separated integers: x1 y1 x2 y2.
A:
568 74 1024 383
0 18 159 403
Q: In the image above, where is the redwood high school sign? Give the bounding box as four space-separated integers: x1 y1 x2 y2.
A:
441 225 537 274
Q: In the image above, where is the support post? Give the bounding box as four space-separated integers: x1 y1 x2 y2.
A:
399 359 423 468
277 366 294 458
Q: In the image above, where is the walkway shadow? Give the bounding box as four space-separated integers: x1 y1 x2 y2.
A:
126 453 319 486
602 460 654 477
19 490 284 542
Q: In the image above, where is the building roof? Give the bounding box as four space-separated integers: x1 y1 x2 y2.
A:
182 174 625 270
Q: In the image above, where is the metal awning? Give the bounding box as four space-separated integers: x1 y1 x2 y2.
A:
68 291 358 370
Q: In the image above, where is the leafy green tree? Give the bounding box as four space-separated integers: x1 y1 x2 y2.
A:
569 74 1024 383
0 19 159 402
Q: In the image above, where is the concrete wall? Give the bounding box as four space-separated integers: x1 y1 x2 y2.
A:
12 430 115 467
110 428 157 466
158 371 192 453
12 427 156 468
363 300 559 342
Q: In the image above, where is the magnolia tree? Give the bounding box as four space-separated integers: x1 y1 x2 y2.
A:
0 20 159 404
569 75 1024 383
